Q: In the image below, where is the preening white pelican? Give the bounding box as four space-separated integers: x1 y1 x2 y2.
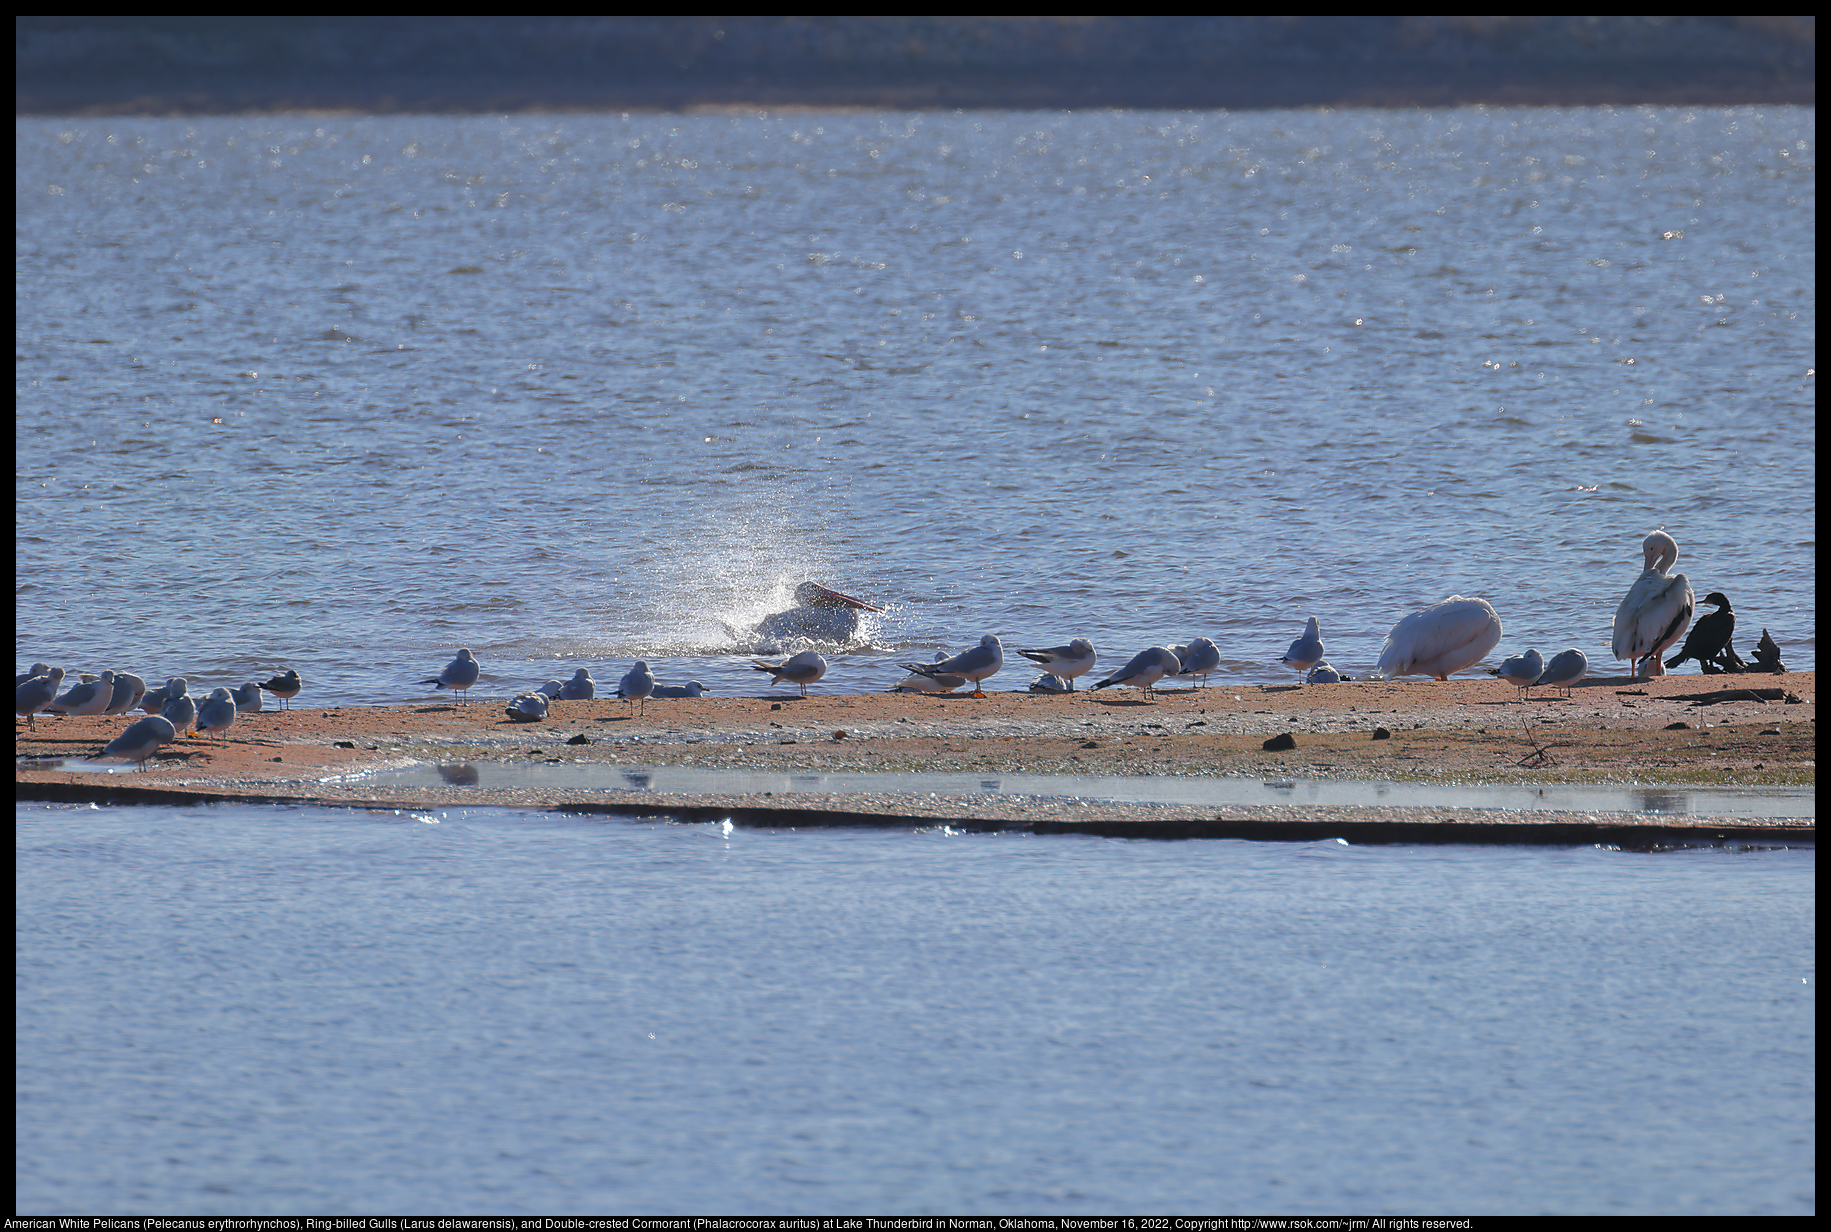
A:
1611 530 1693 678
1374 596 1504 681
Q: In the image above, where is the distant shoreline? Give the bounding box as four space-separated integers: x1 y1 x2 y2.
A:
17 16 1815 115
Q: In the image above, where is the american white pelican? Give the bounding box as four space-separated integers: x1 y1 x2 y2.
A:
753 582 882 642
1664 591 1739 673
1374 596 1504 681
1093 646 1183 699
259 668 302 711
100 714 177 767
1016 638 1097 689
900 634 1003 698
1611 531 1693 678
1534 648 1588 697
1280 618 1324 685
752 650 828 698
1488 648 1544 701
619 660 658 713
422 649 480 702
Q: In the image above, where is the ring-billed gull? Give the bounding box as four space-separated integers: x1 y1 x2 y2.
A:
259 668 302 711
1028 673 1072 693
899 634 1002 699
891 650 967 693
1534 648 1588 698
618 660 657 715
1307 662 1343 684
140 676 184 714
1175 637 1221 688
47 671 115 717
16 666 65 730
1488 648 1544 701
194 687 238 742
1612 530 1693 678
230 681 264 715
1015 638 1097 690
651 680 712 699
1373 596 1503 681
752 650 828 698
506 691 550 722
422 649 480 703
16 662 51 689
1664 591 1742 673
1280 618 1325 685
99 714 178 767
104 672 148 716
558 667 596 701
1092 646 1183 699
161 679 197 736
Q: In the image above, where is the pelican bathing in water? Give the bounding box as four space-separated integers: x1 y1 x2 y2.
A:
750 583 882 643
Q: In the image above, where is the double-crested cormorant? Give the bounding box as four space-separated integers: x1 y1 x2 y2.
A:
1664 591 1738 673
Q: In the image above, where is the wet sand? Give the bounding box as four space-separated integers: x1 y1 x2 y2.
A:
16 672 1815 844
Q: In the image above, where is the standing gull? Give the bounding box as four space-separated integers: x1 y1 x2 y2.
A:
230 681 265 715
1374 596 1504 681
1092 646 1183 699
104 672 149 716
47 671 116 717
422 649 481 703
1488 648 1545 702
161 679 198 737
16 663 51 688
899 634 1003 699
259 669 303 711
558 667 596 701
16 666 65 730
752 650 829 698
618 660 657 715
99 714 178 767
1612 530 1693 678
194 687 238 742
1175 637 1222 688
1534 649 1588 698
1280 618 1325 685
1015 639 1097 691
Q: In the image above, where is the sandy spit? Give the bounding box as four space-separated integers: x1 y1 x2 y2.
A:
16 671 1815 844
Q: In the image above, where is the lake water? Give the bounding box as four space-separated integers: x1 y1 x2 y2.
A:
14 107 1816 1215
14 107 1816 703
15 801 1816 1214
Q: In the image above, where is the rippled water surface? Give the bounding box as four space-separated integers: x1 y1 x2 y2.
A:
15 107 1816 701
15 802 1816 1214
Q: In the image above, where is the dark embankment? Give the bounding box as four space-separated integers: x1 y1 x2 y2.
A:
16 16 1816 115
